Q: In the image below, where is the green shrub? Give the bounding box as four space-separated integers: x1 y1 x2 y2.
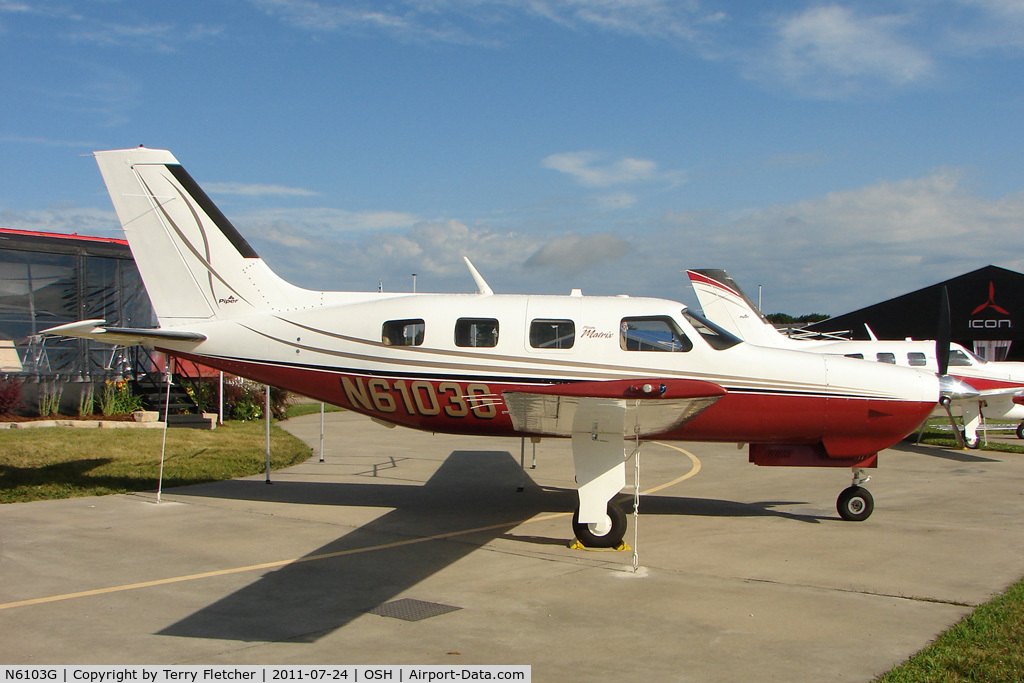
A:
37 382 63 417
221 378 290 421
78 384 96 417
99 379 143 416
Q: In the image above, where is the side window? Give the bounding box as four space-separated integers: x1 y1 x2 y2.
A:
620 316 693 352
530 319 575 349
455 318 499 348
845 353 864 359
682 310 741 350
948 350 972 367
907 352 927 367
382 319 424 346
876 352 896 364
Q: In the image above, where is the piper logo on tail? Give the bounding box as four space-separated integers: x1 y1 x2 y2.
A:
217 295 239 305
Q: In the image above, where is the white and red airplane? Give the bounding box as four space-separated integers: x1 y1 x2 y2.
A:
687 269 1024 448
45 148 947 546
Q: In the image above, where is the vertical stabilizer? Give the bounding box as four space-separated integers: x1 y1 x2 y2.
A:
686 269 791 348
94 147 307 324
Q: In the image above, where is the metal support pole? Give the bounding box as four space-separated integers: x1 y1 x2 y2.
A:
264 384 272 484
157 358 173 503
517 437 526 492
319 402 325 462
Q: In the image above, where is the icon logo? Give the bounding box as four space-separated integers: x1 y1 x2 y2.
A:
969 282 1011 329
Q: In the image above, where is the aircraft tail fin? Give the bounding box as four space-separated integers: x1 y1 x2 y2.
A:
94 147 309 325
686 269 789 348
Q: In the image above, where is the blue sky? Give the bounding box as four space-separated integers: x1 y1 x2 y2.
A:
2 0 1024 316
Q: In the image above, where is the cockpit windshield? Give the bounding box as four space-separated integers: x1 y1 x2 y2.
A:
949 348 985 366
682 310 742 350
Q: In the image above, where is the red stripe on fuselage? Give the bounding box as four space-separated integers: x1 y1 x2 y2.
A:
951 373 1024 392
167 351 934 457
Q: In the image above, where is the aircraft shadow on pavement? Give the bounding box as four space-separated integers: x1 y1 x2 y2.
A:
158 450 554 643
891 441 1001 463
157 449 826 643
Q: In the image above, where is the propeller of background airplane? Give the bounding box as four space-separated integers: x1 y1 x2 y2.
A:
934 286 980 449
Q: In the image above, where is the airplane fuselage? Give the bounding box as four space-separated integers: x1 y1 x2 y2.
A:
155 291 938 460
796 339 1024 422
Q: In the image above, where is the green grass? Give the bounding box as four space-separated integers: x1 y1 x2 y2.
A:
914 421 1024 454
284 401 345 419
878 575 1024 682
0 420 313 503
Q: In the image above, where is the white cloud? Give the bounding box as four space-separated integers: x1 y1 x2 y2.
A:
946 0 1024 51
248 0 717 44
68 22 224 52
765 5 934 97
0 206 120 237
206 182 319 198
248 0 501 45
0 2 32 13
542 151 686 189
645 168 1024 313
525 233 631 273
241 207 421 233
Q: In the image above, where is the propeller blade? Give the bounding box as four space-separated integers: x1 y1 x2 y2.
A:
936 286 951 377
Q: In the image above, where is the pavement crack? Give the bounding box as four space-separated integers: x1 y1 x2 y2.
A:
741 576 977 607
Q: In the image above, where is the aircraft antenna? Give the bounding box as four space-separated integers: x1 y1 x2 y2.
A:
463 257 494 295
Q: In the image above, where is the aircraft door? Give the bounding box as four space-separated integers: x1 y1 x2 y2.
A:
525 297 582 353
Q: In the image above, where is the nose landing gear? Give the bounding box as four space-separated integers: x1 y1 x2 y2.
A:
837 468 874 522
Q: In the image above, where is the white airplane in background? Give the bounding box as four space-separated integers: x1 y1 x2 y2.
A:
45 148 948 547
687 269 1024 449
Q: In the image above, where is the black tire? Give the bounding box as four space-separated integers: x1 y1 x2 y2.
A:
837 486 874 522
962 431 981 449
572 500 627 548
1016 422 1024 440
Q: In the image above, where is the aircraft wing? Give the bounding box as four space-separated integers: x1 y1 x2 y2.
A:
502 378 726 438
503 378 726 526
975 386 1024 399
42 319 207 347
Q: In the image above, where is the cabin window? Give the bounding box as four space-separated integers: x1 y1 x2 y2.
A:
455 318 499 348
845 353 864 359
876 352 896 364
907 352 927 367
620 316 692 352
530 319 575 349
382 319 424 346
682 310 741 350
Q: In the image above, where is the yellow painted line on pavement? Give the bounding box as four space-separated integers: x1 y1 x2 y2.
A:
0 442 701 611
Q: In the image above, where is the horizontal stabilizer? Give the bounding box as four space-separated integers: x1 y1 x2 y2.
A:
42 319 206 347
502 378 725 438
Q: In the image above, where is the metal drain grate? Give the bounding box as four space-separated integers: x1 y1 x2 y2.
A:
368 598 462 622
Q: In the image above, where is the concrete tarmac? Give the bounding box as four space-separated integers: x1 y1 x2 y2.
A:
2 411 1023 681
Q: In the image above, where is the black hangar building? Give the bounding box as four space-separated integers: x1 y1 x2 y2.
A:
807 265 1024 362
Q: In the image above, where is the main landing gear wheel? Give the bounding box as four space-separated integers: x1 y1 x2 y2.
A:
572 500 627 548
1017 422 1024 440
961 431 981 449
837 486 874 522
